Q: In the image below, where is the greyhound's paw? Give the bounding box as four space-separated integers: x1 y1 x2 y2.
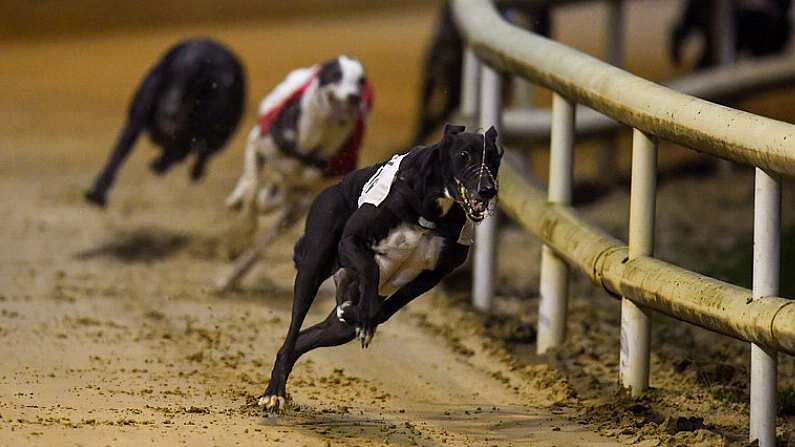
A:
336 301 355 324
149 157 171 175
258 394 287 413
224 193 243 210
355 324 376 349
212 274 235 293
84 189 107 208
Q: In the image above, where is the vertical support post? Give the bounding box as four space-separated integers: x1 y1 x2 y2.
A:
750 168 781 446
605 0 625 69
537 93 576 354
596 0 624 180
460 48 481 121
714 0 736 67
472 63 502 312
619 129 657 396
504 8 535 108
714 0 736 174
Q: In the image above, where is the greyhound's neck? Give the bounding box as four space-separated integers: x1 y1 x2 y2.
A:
405 145 461 223
301 80 327 123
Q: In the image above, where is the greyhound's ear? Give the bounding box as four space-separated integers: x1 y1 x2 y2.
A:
485 125 503 156
443 124 466 136
485 125 498 142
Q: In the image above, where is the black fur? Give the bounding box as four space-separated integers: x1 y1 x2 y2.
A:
85 38 246 207
670 0 792 69
268 96 327 169
260 124 503 409
318 59 343 86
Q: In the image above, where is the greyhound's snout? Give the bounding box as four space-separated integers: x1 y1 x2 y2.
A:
347 93 361 107
477 183 497 201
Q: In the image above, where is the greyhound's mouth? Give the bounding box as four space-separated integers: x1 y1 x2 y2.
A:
456 179 489 222
326 93 356 125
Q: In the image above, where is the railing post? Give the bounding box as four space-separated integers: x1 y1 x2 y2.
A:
472 63 502 312
619 129 657 396
460 48 480 121
605 0 625 69
714 0 736 67
596 0 624 181
537 93 576 354
714 0 736 175
750 168 781 446
504 8 534 108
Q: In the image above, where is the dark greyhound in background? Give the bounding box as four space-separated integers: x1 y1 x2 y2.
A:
257 124 503 412
411 1 550 146
670 0 792 69
85 38 246 207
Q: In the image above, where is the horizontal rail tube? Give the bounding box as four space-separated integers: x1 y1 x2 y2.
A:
451 0 795 177
498 162 795 355
502 54 795 142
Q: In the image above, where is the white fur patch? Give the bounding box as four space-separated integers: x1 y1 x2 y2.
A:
258 67 315 116
371 224 445 296
335 55 365 101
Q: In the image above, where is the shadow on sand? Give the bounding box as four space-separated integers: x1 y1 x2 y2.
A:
75 227 190 263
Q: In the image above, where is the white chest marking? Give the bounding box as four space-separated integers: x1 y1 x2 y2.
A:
371 224 445 296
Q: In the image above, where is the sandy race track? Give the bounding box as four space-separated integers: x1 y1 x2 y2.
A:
0 3 630 446
5 1 795 446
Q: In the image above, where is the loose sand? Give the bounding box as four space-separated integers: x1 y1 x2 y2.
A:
2 1 794 446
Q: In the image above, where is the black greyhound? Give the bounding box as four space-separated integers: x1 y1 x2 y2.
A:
411 2 550 146
670 0 792 69
85 38 246 207
258 124 503 412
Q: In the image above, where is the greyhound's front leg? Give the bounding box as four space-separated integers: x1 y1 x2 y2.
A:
225 128 264 214
338 235 381 348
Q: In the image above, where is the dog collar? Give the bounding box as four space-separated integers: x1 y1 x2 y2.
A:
418 216 436 230
417 215 474 246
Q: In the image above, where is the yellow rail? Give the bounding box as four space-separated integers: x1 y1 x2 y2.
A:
452 0 795 177
499 163 795 355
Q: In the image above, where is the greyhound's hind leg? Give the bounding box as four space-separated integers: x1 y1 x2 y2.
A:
84 120 142 207
260 260 331 411
259 308 356 412
259 187 349 412
150 145 190 175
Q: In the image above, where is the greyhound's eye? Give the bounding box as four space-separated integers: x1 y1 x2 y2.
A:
358 76 367 87
458 151 470 161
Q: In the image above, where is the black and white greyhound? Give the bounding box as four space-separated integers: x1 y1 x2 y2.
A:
218 56 372 291
258 124 502 412
85 38 246 207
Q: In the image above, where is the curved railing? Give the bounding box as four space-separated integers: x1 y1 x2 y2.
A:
451 1 794 445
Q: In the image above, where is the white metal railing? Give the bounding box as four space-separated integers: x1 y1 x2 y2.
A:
452 0 794 445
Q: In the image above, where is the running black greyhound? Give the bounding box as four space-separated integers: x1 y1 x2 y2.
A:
85 38 246 207
670 0 792 69
411 1 550 145
258 124 503 412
